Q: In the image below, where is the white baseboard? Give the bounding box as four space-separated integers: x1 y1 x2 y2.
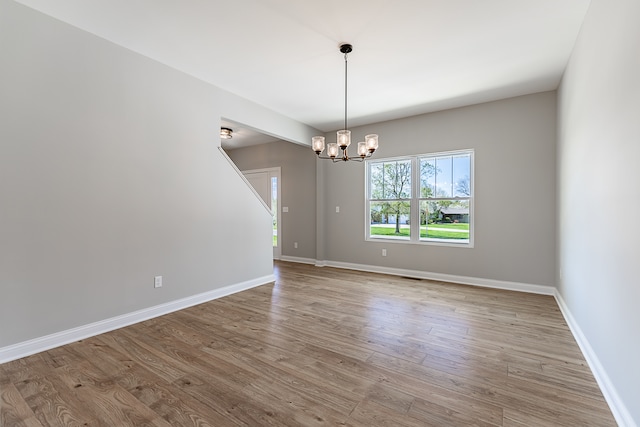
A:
321 260 556 295
0 274 275 364
279 255 317 265
554 291 636 427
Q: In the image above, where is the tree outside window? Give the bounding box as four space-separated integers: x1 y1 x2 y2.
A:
369 160 411 237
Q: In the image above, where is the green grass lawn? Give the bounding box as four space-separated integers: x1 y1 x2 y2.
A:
370 223 469 239
432 223 469 230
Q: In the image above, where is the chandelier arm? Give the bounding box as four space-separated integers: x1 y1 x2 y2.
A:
345 157 364 163
315 154 351 161
315 145 372 162
315 154 366 163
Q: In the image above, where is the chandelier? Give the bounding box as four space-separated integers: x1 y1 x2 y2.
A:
312 44 379 162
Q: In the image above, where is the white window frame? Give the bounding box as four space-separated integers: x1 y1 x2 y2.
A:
365 149 474 248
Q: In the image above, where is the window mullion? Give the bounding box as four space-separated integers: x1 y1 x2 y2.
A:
410 157 419 241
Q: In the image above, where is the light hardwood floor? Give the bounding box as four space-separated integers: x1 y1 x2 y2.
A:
1 261 616 426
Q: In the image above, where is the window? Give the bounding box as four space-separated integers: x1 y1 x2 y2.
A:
366 150 473 246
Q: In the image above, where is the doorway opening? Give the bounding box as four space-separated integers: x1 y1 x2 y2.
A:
242 168 281 259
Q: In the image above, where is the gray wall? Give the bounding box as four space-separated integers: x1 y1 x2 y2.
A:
0 0 318 348
319 92 557 287
225 141 317 260
558 0 640 422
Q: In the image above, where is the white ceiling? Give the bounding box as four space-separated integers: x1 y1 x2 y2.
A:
220 119 281 150
15 0 591 146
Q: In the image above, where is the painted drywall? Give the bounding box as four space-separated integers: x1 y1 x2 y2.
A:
318 92 557 287
0 0 318 348
225 141 317 260
558 0 640 423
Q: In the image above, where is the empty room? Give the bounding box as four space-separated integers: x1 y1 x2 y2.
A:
1 0 638 425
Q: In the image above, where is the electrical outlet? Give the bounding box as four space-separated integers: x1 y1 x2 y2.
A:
382 249 387 256
294 242 298 249
335 206 340 213
154 276 162 288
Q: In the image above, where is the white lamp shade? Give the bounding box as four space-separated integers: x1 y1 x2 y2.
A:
312 136 325 153
337 130 351 149
357 142 367 157
365 134 378 152
327 143 339 158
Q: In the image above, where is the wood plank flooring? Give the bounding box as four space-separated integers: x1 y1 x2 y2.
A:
1 261 616 426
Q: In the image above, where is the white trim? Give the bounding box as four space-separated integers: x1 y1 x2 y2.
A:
365 235 473 248
554 291 636 427
322 260 555 295
240 167 280 175
279 255 316 265
0 274 275 364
